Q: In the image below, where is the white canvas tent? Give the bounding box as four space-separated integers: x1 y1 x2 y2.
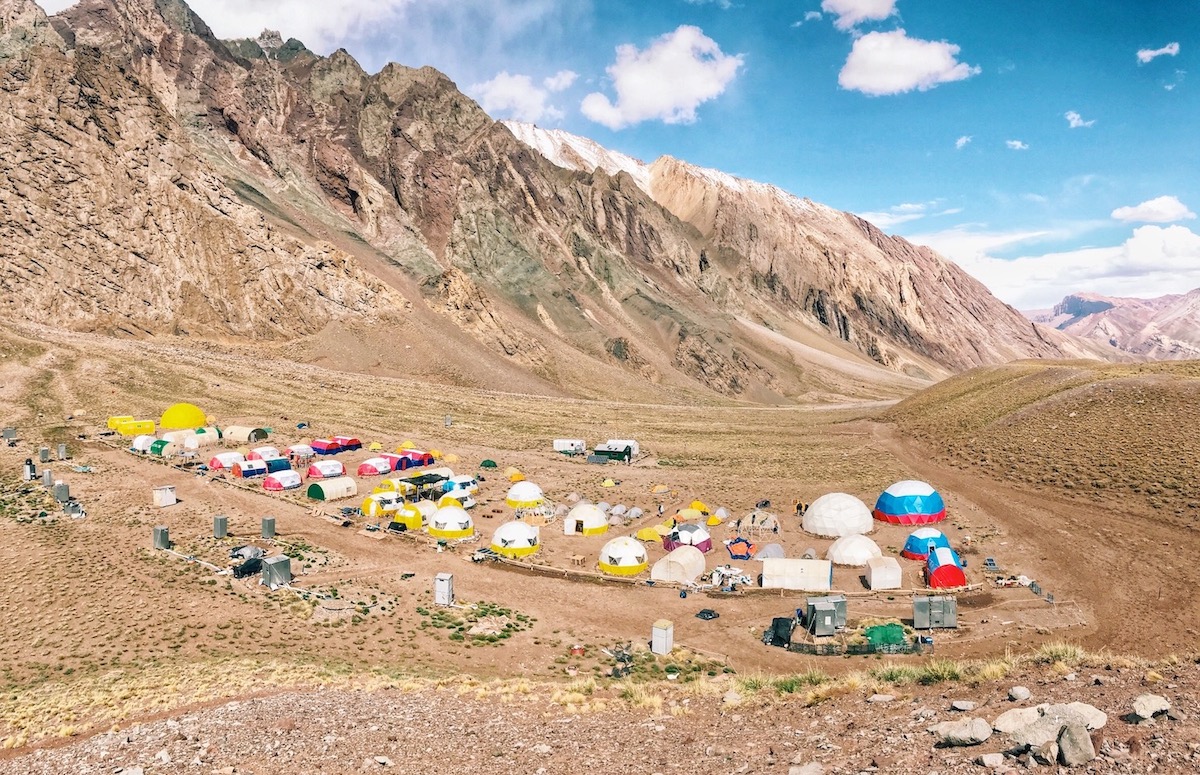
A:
802 493 873 538
826 534 883 566
865 556 902 590
563 503 608 536
760 558 833 591
753 542 786 560
650 546 706 584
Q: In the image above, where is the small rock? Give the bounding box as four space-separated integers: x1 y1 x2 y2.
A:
532 744 552 755
374 756 392 767
1032 741 1058 766
868 694 894 703
788 764 824 775
1057 723 1096 767
1009 686 1031 702
871 754 895 768
155 750 170 764
1166 708 1186 722
1063 673 1076 682
1091 675 1105 686
952 701 977 712
722 689 742 706
118 768 144 775
1132 694 1170 720
975 752 1004 767
932 717 993 746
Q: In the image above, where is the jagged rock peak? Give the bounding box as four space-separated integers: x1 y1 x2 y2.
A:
0 0 66 55
256 28 283 51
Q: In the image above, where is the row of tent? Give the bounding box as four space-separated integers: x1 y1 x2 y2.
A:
800 481 947 539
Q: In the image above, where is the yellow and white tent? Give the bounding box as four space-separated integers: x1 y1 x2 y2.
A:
390 503 424 532
598 536 648 576
428 505 474 539
506 481 545 509
490 521 540 558
159 403 206 430
563 503 608 536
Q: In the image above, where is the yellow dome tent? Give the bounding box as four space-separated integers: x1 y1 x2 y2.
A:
635 526 663 542
159 403 206 430
675 508 704 522
689 500 710 514
442 453 459 464
706 514 724 527
601 478 617 488
437 495 463 509
398 440 416 450
368 442 384 451
390 504 423 532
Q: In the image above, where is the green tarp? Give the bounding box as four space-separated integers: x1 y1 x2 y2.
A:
864 623 906 647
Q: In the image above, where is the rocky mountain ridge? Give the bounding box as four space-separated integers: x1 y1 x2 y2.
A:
0 0 1107 402
1027 289 1200 360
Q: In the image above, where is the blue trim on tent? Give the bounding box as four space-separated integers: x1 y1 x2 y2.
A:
875 490 946 518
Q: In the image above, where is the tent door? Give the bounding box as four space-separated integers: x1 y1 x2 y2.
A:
572 520 583 534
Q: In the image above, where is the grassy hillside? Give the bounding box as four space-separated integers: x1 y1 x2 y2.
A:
885 360 1200 523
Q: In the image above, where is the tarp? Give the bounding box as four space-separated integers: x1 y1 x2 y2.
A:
263 470 302 491
802 493 873 538
901 527 951 561
160 403 206 430
490 521 540 558
760 558 833 591
306 476 358 501
650 545 705 584
864 622 907 646
866 556 902 590
873 480 947 525
598 536 648 576
726 536 755 560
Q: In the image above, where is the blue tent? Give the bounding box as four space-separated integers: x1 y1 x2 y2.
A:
726 536 755 560
901 527 951 561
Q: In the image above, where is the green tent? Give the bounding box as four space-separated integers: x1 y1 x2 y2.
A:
480 459 498 469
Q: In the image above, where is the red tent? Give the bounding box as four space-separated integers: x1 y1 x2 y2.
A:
925 547 967 589
331 435 362 451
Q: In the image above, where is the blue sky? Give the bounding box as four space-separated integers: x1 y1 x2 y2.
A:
40 0 1200 308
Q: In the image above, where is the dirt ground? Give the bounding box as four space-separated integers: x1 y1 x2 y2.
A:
1 326 1198 752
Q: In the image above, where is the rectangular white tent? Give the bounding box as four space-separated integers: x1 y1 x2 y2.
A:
760 558 832 591
866 556 903 590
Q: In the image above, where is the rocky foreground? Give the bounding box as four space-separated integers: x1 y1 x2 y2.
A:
3 660 1197 774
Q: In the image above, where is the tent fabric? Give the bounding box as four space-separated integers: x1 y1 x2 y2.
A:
368 442 383 451
663 523 713 553
286 444 315 458
564 503 608 536
311 439 341 455
306 476 358 501
926 547 967 589
635 527 663 542
866 556 902 590
390 503 424 532
490 521 540 558
874 480 947 525
184 434 219 450
195 426 222 438
131 435 156 453
480 459 498 469
598 536 648 576
160 430 196 444
864 622 907 646
760 558 833 591
753 542 786 560
900 528 951 561
232 459 269 478
208 451 245 470
149 439 176 457
247 446 281 461
506 481 546 509
826 534 883 567
650 546 706 584
726 536 755 560
357 458 392 476
263 470 302 491
307 460 346 479
362 492 404 518
428 505 474 539
223 425 269 443
160 403 206 430
802 493 874 538
331 436 362 450
263 457 291 473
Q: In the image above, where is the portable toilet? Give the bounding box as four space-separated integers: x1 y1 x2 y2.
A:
807 602 838 637
262 517 276 538
39 447 50 463
913 595 958 629
262 555 291 587
53 482 70 503
153 486 178 509
152 525 170 550
22 459 36 481
434 573 454 606
651 619 674 656
214 515 228 539
804 594 847 630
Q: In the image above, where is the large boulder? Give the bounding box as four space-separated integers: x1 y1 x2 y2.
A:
1132 694 1170 720
931 717 993 746
993 706 1042 734
1056 723 1096 767
1009 703 1106 749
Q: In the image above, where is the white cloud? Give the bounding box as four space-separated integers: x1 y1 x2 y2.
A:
909 224 1200 308
1111 195 1196 223
469 71 563 123
858 210 926 229
581 25 743 130
542 70 578 92
685 0 733 8
820 0 897 31
838 30 980 96
955 135 971 150
857 200 960 230
792 11 824 27
1137 42 1180 63
1065 110 1094 128
1006 139 1029 150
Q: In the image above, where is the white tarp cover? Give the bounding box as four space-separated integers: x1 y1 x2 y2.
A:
760 558 832 591
650 545 706 584
866 556 902 590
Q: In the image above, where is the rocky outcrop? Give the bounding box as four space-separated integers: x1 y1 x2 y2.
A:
1028 290 1200 360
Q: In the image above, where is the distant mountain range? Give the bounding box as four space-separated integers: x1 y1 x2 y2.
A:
0 0 1110 403
1025 290 1200 360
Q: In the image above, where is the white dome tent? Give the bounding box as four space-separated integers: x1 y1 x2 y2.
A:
490 521 540 558
826 534 883 566
598 536 648 576
802 493 873 538
506 481 545 508
428 505 474 540
564 502 608 536
650 546 706 584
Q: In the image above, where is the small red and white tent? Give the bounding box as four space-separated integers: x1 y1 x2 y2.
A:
357 457 392 476
208 451 245 470
925 547 967 589
307 460 345 479
311 439 342 456
331 435 362 451
232 459 269 478
382 450 434 470
247 446 282 461
264 470 303 491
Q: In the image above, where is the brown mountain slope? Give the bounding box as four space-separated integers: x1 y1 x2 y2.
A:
1027 289 1200 360
0 0 1108 403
